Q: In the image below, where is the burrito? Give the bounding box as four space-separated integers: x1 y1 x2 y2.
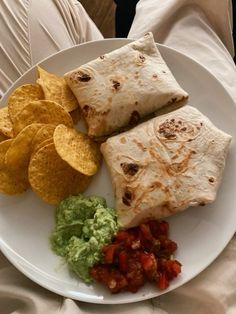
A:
101 106 232 228
64 32 188 137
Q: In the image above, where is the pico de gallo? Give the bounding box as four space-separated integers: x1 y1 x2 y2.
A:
90 219 181 293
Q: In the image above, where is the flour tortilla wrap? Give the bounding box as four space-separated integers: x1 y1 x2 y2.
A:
64 32 188 137
101 106 232 229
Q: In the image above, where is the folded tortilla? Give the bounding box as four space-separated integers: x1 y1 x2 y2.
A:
64 32 188 137
101 106 232 228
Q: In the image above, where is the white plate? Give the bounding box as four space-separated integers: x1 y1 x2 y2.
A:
0 39 236 304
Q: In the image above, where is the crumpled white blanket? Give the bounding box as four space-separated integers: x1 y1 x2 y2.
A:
0 0 236 313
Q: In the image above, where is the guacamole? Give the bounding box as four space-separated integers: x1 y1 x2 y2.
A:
50 195 118 283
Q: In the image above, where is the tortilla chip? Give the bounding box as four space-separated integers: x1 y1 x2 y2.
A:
31 124 56 154
0 133 8 142
53 124 101 176
37 66 78 112
13 100 73 135
5 123 43 184
0 139 29 194
28 143 91 204
0 107 14 138
8 84 44 124
32 138 54 155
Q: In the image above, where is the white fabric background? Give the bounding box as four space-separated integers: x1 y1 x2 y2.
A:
0 0 236 313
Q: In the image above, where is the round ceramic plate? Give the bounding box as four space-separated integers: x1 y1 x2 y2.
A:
0 39 236 304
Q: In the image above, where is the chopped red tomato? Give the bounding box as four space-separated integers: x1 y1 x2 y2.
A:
90 219 181 294
157 272 169 290
118 251 128 272
102 244 119 264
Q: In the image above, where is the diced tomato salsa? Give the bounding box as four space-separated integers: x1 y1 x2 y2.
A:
90 219 181 293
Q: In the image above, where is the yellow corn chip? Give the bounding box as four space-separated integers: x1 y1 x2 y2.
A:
28 143 91 204
32 138 54 156
13 100 73 135
53 124 101 176
31 124 55 154
0 139 29 194
37 66 78 112
0 134 8 142
8 84 44 123
0 107 13 138
5 123 43 184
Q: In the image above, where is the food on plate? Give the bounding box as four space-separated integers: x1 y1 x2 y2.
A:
91 219 181 293
31 124 56 154
5 123 43 186
0 139 28 194
50 194 181 292
36 66 78 112
50 195 118 282
13 100 73 135
0 107 13 138
101 105 232 228
0 133 9 142
28 143 91 204
53 124 101 176
0 71 101 201
7 84 44 124
64 32 188 137
32 138 54 156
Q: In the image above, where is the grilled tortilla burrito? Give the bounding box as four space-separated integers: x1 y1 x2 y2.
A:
64 32 188 137
101 106 232 229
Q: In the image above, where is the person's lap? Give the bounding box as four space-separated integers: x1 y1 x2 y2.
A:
0 0 102 99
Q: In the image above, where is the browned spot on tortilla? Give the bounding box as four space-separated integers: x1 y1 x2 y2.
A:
122 189 133 206
208 177 215 183
169 150 194 174
168 97 177 105
158 120 176 139
149 181 162 189
120 137 126 144
133 138 147 152
120 162 139 176
199 202 206 206
152 74 158 79
129 110 140 126
139 54 145 63
158 118 200 141
76 71 91 82
83 105 90 117
100 55 105 60
111 80 120 90
83 105 110 120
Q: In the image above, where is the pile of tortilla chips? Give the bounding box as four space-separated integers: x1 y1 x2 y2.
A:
0 66 101 204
